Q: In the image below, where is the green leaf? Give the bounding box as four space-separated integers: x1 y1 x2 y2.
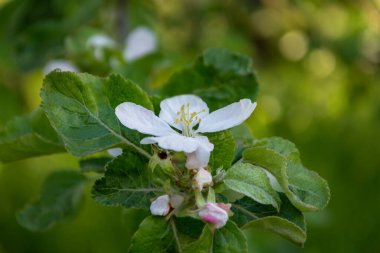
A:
243 137 330 212
183 225 213 253
128 216 175 253
230 125 254 164
107 74 153 110
214 221 248 253
40 71 153 158
0 108 65 163
207 130 235 172
183 222 247 253
0 84 22 124
224 163 280 210
79 157 112 173
232 194 306 245
175 217 205 239
161 48 259 111
91 152 161 208
16 170 86 231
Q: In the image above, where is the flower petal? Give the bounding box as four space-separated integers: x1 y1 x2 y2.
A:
199 202 229 229
194 168 213 190
107 148 123 157
150 195 170 216
141 134 200 153
115 102 177 136
123 26 157 62
196 99 257 133
185 136 214 169
159 95 209 131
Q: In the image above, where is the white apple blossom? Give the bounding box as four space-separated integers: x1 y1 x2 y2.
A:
150 195 171 216
107 148 123 157
198 202 231 229
123 26 157 62
43 60 78 74
86 34 116 61
115 95 256 169
194 168 213 190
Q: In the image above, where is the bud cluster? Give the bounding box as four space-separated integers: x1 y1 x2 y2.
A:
149 150 231 229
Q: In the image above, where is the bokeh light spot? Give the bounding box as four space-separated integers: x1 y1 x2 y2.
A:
306 49 336 78
278 30 308 61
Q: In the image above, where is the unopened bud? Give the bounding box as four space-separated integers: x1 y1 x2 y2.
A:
194 168 213 190
170 194 184 209
150 195 170 216
198 202 230 229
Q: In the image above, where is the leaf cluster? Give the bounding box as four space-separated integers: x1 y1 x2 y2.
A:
0 48 329 252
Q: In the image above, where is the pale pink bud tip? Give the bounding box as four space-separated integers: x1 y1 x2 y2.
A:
199 202 229 229
194 168 213 190
150 195 171 216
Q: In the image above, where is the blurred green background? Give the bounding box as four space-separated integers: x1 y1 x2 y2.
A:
1 0 380 252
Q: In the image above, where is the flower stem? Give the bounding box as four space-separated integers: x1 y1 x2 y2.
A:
170 219 182 253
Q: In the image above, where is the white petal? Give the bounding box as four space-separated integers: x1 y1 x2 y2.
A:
115 102 176 136
107 148 123 157
150 195 170 216
123 26 157 62
141 134 200 153
199 202 229 229
196 99 257 133
43 60 78 74
170 194 184 209
194 168 213 190
86 34 115 48
159 95 209 131
185 136 214 169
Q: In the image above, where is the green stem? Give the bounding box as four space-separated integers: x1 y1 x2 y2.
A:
170 219 182 253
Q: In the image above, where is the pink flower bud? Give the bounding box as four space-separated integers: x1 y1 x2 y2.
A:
199 202 230 229
150 195 170 216
194 168 213 190
170 194 184 209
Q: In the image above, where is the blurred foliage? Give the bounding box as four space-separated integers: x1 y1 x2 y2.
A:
1 0 380 252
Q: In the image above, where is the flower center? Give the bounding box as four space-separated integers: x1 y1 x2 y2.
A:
174 103 205 137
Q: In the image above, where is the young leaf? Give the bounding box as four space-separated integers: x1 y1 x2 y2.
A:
91 152 162 208
16 170 86 231
243 137 330 212
182 225 213 253
0 108 65 163
41 71 153 158
214 221 248 253
128 216 175 253
230 125 254 164
161 48 259 111
175 217 205 239
232 194 306 245
207 130 235 172
79 157 112 173
183 222 248 253
224 163 281 210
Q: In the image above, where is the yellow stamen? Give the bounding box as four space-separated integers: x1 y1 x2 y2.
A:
174 103 205 136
